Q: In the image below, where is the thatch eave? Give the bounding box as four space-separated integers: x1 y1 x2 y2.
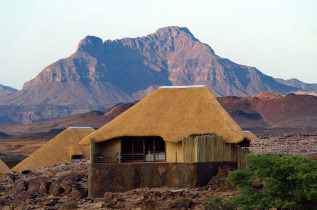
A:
0 159 12 174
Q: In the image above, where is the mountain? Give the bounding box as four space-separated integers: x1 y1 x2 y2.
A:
1 93 316 137
0 26 302 106
0 84 17 96
275 78 317 91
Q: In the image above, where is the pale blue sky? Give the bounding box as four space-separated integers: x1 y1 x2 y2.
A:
1 0 316 89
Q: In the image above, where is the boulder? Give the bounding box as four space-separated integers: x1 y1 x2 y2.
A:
27 177 51 195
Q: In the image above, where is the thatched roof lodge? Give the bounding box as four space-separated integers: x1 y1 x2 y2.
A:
80 85 251 164
12 127 94 173
0 159 12 174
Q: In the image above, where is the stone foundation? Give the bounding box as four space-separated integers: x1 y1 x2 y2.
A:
89 162 236 197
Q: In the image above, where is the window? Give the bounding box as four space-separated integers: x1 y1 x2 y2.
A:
121 136 166 162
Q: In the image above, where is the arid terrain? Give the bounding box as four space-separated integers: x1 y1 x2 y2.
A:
0 28 316 208
0 137 49 169
0 134 316 209
1 2 316 209
0 160 240 209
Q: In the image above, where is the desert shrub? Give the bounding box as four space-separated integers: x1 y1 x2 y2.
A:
60 200 78 209
205 197 224 210
205 197 234 210
225 154 317 210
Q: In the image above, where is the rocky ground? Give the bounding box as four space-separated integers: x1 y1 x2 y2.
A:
249 134 317 160
0 134 316 209
0 160 237 209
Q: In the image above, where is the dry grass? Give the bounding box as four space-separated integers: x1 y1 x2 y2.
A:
80 87 250 145
0 137 49 156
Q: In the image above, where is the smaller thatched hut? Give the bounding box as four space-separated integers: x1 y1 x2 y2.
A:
12 127 94 173
0 159 12 174
244 131 257 140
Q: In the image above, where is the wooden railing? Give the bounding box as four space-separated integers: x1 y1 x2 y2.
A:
92 152 166 163
94 152 120 163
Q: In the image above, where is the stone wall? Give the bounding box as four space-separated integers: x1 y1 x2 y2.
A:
89 162 237 197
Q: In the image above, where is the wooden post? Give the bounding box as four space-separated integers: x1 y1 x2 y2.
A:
118 152 121 163
153 138 156 162
148 151 151 163
175 151 177 162
90 137 96 164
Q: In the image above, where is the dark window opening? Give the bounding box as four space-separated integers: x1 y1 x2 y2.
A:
133 137 144 153
155 137 165 152
121 136 166 162
122 137 133 153
238 138 250 147
72 155 83 161
145 137 154 153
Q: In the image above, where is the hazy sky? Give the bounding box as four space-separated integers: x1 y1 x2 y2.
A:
1 0 316 89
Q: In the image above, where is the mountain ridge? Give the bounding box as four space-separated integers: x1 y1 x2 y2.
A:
0 26 313 106
275 78 317 91
0 84 17 96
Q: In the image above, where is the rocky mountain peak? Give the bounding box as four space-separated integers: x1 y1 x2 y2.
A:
154 26 197 41
149 26 214 54
77 35 104 55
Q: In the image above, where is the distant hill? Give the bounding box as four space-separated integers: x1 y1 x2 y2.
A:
0 131 9 138
0 93 316 137
292 91 317 97
275 78 317 91
0 104 106 125
0 26 306 106
0 102 137 137
218 93 317 135
0 84 17 96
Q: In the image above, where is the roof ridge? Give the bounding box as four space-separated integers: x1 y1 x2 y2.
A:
159 85 206 89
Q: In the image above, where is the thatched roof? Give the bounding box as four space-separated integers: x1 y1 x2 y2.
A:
80 86 251 145
244 131 257 140
12 127 94 173
0 159 11 174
